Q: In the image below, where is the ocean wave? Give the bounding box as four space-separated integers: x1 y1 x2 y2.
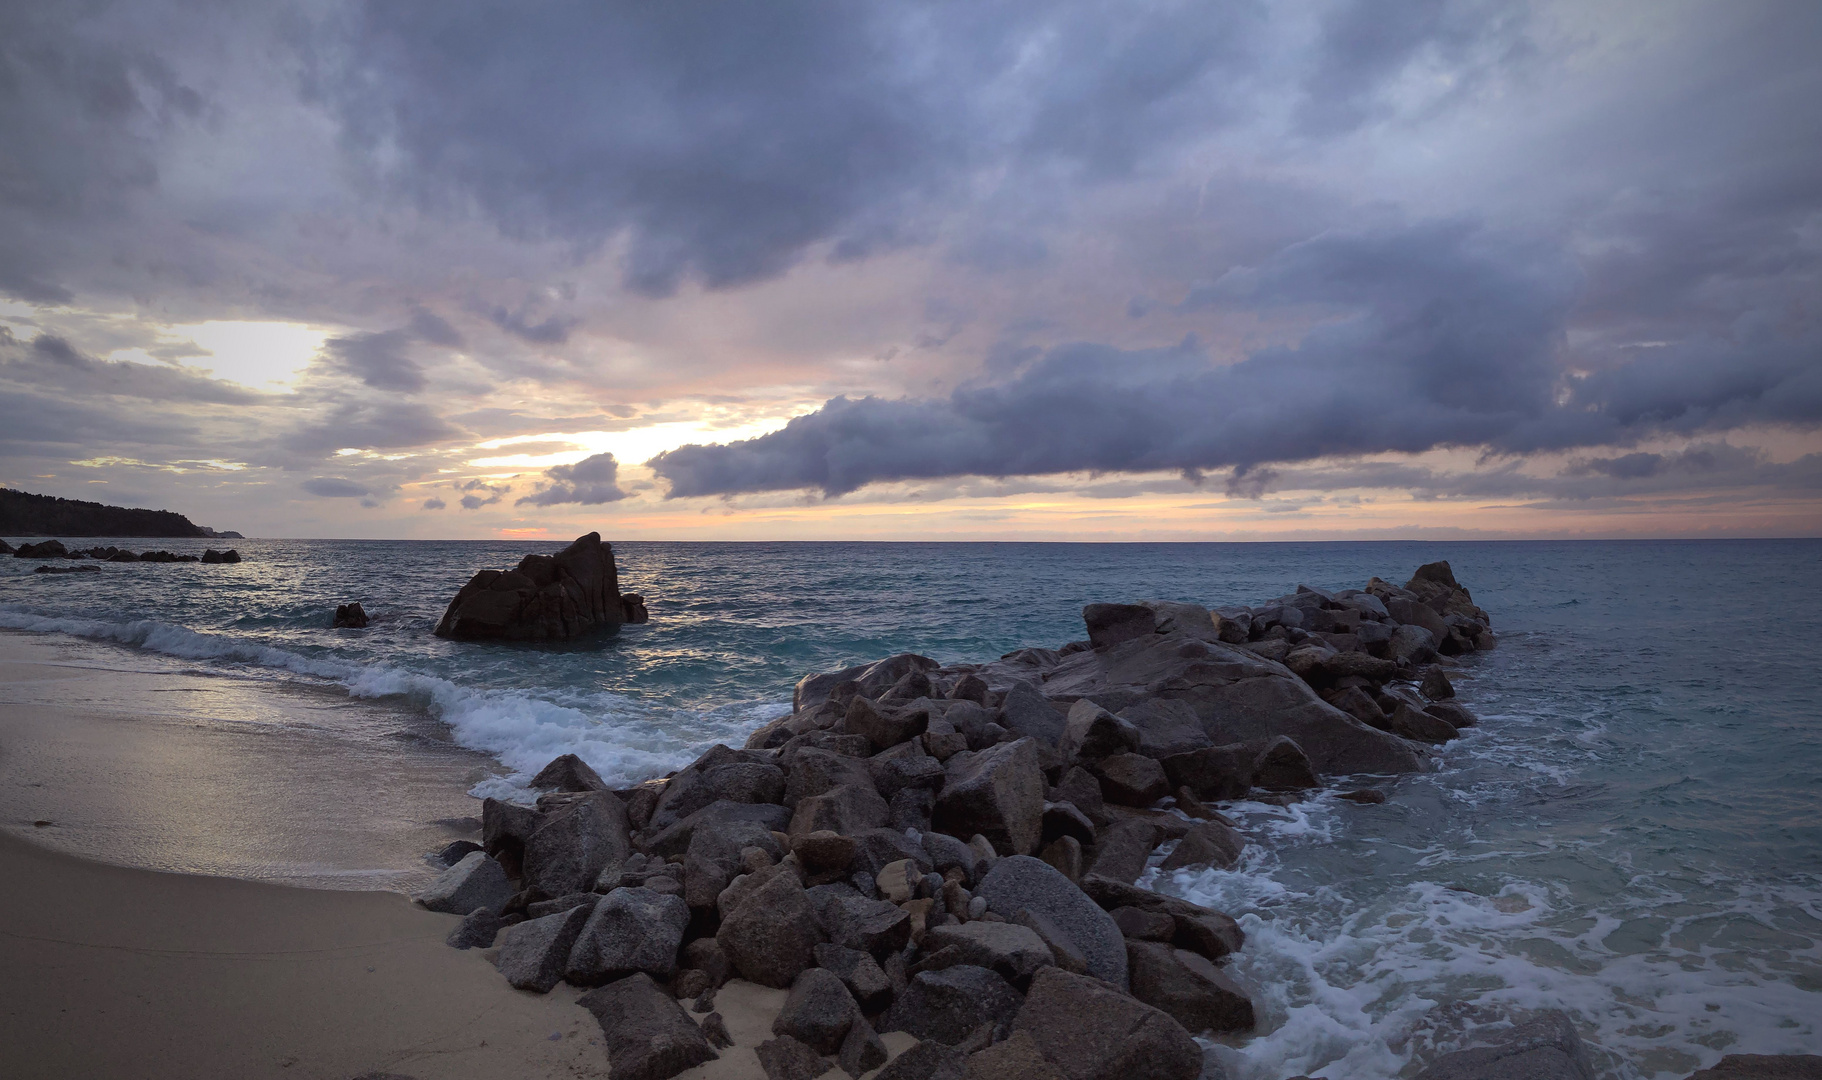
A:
0 607 787 794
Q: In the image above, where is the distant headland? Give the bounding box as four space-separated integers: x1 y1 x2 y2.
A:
0 487 240 539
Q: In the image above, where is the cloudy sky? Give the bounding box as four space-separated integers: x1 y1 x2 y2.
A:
3 0 1819 540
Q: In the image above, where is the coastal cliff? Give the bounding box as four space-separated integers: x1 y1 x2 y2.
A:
0 487 238 539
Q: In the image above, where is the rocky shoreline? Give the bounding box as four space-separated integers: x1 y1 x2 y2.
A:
412 559 1816 1080
2 538 240 564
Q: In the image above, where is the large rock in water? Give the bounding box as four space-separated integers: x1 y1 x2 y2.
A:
1036 631 1427 776
433 532 629 641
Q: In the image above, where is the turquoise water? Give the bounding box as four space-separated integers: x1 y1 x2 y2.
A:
2 537 1818 1077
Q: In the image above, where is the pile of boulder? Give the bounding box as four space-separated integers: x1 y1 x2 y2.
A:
416 562 1494 1080
2 539 240 563
434 532 649 642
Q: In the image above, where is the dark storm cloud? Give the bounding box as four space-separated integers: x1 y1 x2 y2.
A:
649 221 1822 497
517 453 628 507
321 330 424 392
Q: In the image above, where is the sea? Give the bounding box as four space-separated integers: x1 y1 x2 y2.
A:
1 537 1818 1079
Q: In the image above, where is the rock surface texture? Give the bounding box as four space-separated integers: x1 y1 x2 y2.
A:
433 531 633 641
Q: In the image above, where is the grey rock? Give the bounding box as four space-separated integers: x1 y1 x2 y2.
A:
522 790 632 897
1013 909 1089 975
848 696 930 752
1039 836 1082 881
1117 699 1212 760
1110 906 1174 941
975 856 1127 989
922 831 986 886
1413 1010 1596 1080
435 532 628 643
1251 736 1321 791
445 907 511 949
1059 700 1141 763
964 1030 1066 1080
644 799 794 859
1389 702 1459 744
684 937 734 987
1388 597 1450 642
1125 941 1255 1034
1388 623 1438 662
701 1011 734 1049
839 1017 889 1078
1083 819 1159 885
795 653 940 713
795 831 860 875
774 967 863 1055
933 739 1046 857
882 965 1024 1045
1012 967 1201 1080
1159 820 1246 872
1420 667 1456 700
1040 801 1096 846
1135 601 1219 641
525 891 600 919
814 943 893 1011
809 887 913 957
949 674 990 704
877 1039 968 1080
1325 685 1389 729
578 972 719 1080
870 742 948 800
999 681 1068 746
1051 767 1106 821
1682 1057 1822 1080
497 905 592 993
531 753 608 792
756 1035 832 1080
417 851 514 915
1426 700 1479 728
565 886 691 986
790 783 891 838
1092 753 1169 807
718 864 823 987
785 747 883 809
889 787 937 833
1077 876 1245 962
922 921 1055 984
436 839 484 866
1082 603 1157 651
481 797 541 873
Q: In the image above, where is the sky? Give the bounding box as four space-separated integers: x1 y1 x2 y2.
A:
2 0 1819 541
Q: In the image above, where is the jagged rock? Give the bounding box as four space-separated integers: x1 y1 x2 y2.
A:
434 532 629 642
200 548 240 563
1041 630 1428 776
1083 819 1158 885
921 921 1055 984
965 1030 1066 1080
1012 967 1201 1080
644 799 794 858
1092 753 1170 807
1082 604 1157 650
525 891 600 919
1388 703 1459 744
1110 907 1174 941
1388 623 1437 662
649 745 786 833
791 783 890 838
531 753 608 792
684 938 734 987
578 972 719 1080
878 1039 968 1080
932 739 1045 856
1324 685 1389 729
445 907 512 949
1421 667 1456 700
1426 701 1479 728
417 851 514 915
1251 737 1321 791
1077 876 1244 962
1117 699 1212 759
785 746 882 808
481 797 540 876
719 864 823 987
622 593 650 623
1124 941 1255 1034
810 887 912 957
1040 801 1095 847
847 696 929 751
999 681 1068 746
975 856 1127 988
795 653 940 712
522 789 631 896
565 886 691 986
1387 597 1450 642
497 905 592 993
332 602 369 628
757 1035 832 1080
775 967 864 1055
795 831 860 876
882 965 1025 1045
1412 1010 1595 1080
684 819 786 911
922 831 987 886
840 1016 889 1077
1059 700 1140 763
435 839 483 866
814 943 894 1011
1039 836 1082 881
1158 820 1246 872
870 742 948 800
673 968 712 1001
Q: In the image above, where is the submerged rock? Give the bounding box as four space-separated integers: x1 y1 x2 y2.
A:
331 602 369 628
1412 1010 1595 1080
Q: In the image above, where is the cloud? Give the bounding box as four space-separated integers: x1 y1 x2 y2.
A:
517 452 628 506
459 493 499 510
1 330 260 405
321 330 425 392
301 476 370 497
422 497 445 509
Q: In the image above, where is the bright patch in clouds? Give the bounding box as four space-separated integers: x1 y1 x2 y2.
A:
469 417 792 472
158 321 331 389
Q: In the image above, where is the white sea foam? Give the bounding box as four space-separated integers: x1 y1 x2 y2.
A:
0 607 788 794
